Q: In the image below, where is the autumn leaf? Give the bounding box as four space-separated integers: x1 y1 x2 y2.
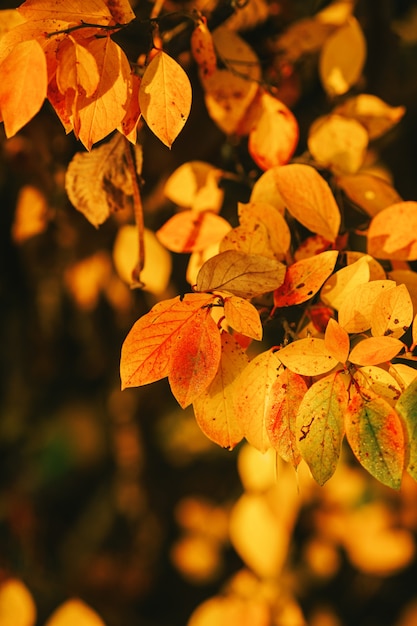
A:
0 578 36 626
395 379 417 481
371 283 413 338
164 161 224 212
368 201 417 261
223 295 263 340
0 39 47 137
348 336 404 366
308 114 368 174
273 250 338 308
321 255 371 310
219 222 273 258
193 333 248 449
338 280 396 333
139 50 192 148
296 372 348 485
18 0 134 26
277 338 339 376
156 211 231 253
196 250 285 298
324 318 350 363
334 93 406 140
266 368 307 467
118 72 141 143
275 164 341 242
168 305 222 408
238 201 291 257
249 167 286 214
56 35 100 98
353 366 402 406
337 173 402 218
191 18 217 78
45 598 105 626
120 293 217 389
346 387 405 489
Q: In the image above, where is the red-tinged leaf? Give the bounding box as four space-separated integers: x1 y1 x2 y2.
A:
233 349 282 452
395 379 417 480
266 369 308 467
248 92 299 171
238 202 291 257
309 304 334 334
325 318 350 363
321 255 371 310
277 338 339 376
120 293 216 389
191 19 217 78
293 234 333 261
0 39 47 137
156 211 231 253
275 164 341 242
139 51 192 148
193 333 249 449
296 372 348 485
273 250 338 308
168 306 222 408
345 387 405 489
76 36 132 149
223 295 262 340
196 250 286 299
348 336 404 366
118 72 141 143
338 280 396 333
371 283 413 339
368 201 417 261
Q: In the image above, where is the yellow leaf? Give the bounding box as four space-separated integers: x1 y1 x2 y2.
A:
353 366 402 406
164 161 224 212
220 222 274 258
249 166 286 214
56 35 100 97
139 50 192 148
371 283 413 338
0 39 47 137
337 172 402 218
277 338 339 376
188 593 271 626
334 94 406 140
389 363 417 389
348 336 404 366
44 599 105 626
193 333 248 449
75 36 132 149
321 255 371 310
211 25 261 81
64 251 112 311
368 201 417 261
238 201 291 257
223 295 263 340
0 578 36 626
388 270 417 313
338 280 396 333
11 185 49 243
319 16 366 96
18 0 134 25
275 163 341 242
324 318 350 363
308 114 368 174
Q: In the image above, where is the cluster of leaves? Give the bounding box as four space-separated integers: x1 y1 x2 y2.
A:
1 0 417 491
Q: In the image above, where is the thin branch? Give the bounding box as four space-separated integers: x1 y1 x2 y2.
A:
124 138 145 289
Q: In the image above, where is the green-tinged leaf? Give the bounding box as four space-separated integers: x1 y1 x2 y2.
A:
296 372 348 485
345 387 405 489
193 333 249 449
196 250 285 298
348 336 404 366
233 349 283 452
273 250 338 308
223 295 263 340
277 338 339 376
354 366 402 406
396 379 417 480
168 306 222 408
120 293 216 389
266 369 308 467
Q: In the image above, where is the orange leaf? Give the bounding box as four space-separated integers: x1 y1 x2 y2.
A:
18 0 134 25
334 93 406 140
0 39 47 137
277 338 339 376
273 250 338 308
338 280 396 333
223 295 263 340
249 167 286 214
139 50 192 148
0 578 36 626
266 368 307 467
275 164 341 242
191 18 217 78
193 333 248 449
238 201 291 257
324 318 350 363
348 336 404 366
75 36 132 149
168 305 222 408
368 201 417 261
321 254 371 310
248 92 299 171
120 293 216 389
156 210 231 253
118 72 141 143
164 161 224 212
56 35 100 97
44 598 105 626
371 283 413 338
196 250 286 298
308 114 368 174
337 173 402 218
219 222 273 258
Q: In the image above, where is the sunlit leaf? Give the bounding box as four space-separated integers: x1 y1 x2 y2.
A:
0 578 36 626
277 338 339 376
337 172 402 218
193 333 248 449
223 295 263 340
371 283 413 338
334 94 406 140
139 50 192 148
321 255 371 309
120 293 217 389
273 250 338 308
249 167 286 214
353 366 402 406
388 269 417 314
156 210 231 253
308 114 368 174
324 318 350 363
238 201 291 257
368 201 417 261
348 336 404 366
319 16 366 96
18 0 134 25
164 161 224 212
56 35 100 97
396 379 417 481
118 72 141 143
266 369 307 467
338 280 396 333
275 164 341 242
389 363 417 390
345 387 405 489
188 593 271 626
296 372 348 485
196 250 285 298
45 598 105 626
220 222 273 258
